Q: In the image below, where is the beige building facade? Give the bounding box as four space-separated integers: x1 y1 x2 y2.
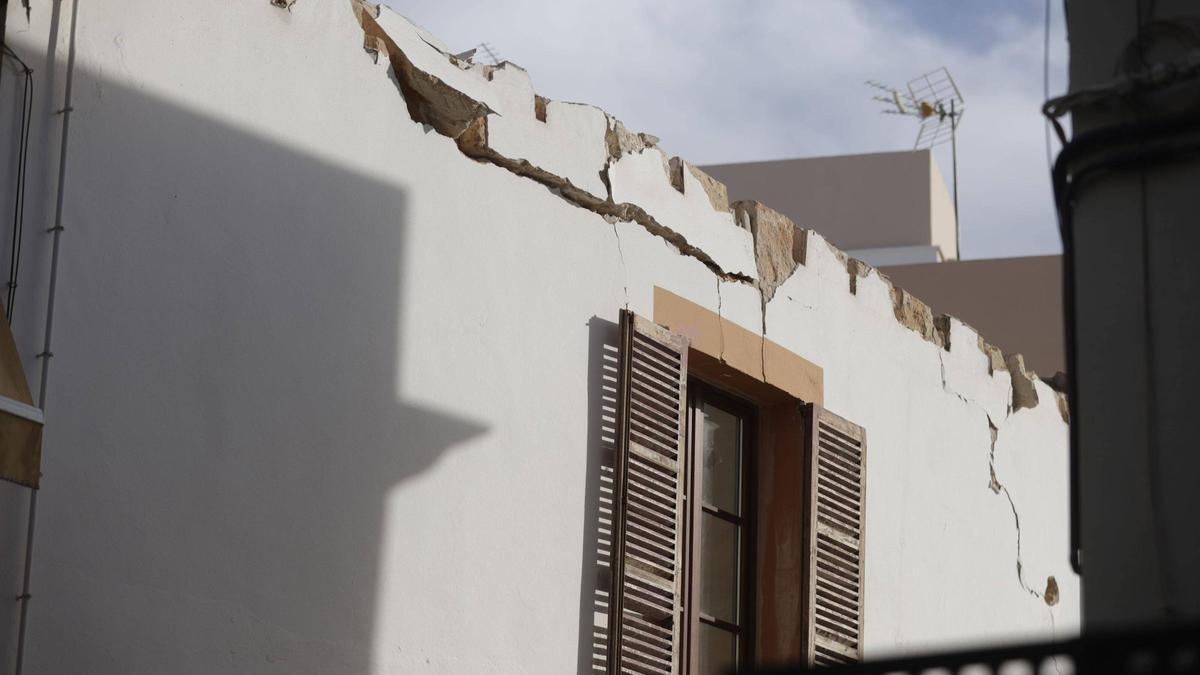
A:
703 150 959 266
704 153 1065 378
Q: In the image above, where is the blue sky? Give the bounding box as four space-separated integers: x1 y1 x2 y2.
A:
384 1 1068 259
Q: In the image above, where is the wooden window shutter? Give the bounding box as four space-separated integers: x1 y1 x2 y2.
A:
802 403 867 667
608 309 689 675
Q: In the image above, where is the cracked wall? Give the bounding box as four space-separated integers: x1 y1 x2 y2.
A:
350 0 1055 409
345 1 1078 658
0 0 1078 671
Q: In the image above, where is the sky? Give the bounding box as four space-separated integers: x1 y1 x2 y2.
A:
384 1 1068 260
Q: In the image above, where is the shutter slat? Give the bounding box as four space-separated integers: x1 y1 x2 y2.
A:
818 433 863 459
628 441 678 474
816 491 860 526
629 386 680 424
816 522 859 550
816 457 861 496
628 461 678 503
609 311 688 675
804 404 866 667
629 403 680 441
816 546 860 581
631 341 684 387
628 362 680 398
630 427 680 461
632 331 682 365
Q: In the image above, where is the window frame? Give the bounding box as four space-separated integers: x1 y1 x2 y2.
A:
683 378 758 674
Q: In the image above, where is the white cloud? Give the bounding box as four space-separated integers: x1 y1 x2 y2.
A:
384 0 1068 258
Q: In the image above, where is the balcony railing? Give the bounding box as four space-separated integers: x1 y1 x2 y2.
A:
750 622 1200 674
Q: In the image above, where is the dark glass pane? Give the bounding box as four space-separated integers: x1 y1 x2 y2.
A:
699 622 738 675
701 402 741 514
701 513 740 623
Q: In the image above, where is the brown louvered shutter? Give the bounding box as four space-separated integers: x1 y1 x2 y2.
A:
802 403 867 667
608 309 689 675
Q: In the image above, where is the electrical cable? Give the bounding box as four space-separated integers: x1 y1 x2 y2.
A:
14 0 80 669
1044 0 1054 175
4 46 33 323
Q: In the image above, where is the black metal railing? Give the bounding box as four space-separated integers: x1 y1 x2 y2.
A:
750 622 1200 674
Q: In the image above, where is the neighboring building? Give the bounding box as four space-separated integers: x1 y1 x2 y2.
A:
0 2 1076 673
881 256 1065 376
704 155 1066 377
703 151 959 267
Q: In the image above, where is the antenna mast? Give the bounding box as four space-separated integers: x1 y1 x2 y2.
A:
868 67 965 257
477 42 502 65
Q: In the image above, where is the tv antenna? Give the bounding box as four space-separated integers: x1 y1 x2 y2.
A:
476 42 502 65
868 67 964 257
453 42 503 66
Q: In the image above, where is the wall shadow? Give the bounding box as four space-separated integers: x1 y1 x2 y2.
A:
0 67 486 673
577 316 619 675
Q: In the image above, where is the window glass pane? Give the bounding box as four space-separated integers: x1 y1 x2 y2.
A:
701 513 740 623
699 622 737 675
701 402 741 514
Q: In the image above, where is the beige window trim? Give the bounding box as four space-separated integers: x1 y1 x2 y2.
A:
652 287 823 407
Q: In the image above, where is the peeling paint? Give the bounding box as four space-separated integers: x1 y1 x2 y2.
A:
977 334 1007 375
349 0 1064 424
1005 353 1040 412
847 258 870 296
1042 372 1071 424
354 1 495 138
605 117 657 160
731 200 804 302
1054 391 1069 424
889 286 950 350
1044 575 1060 606
668 158 729 213
457 117 753 284
988 421 1003 494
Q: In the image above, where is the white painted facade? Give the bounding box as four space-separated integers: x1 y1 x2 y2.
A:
0 2 1076 673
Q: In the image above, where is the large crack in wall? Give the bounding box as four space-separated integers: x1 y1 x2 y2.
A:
343 0 1073 639
938 346 1063 613
987 418 1041 600
987 414 1062 610
348 0 1058 423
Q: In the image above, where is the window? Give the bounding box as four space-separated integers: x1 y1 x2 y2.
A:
685 382 756 675
605 310 865 673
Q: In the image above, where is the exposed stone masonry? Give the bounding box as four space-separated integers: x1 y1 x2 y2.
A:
349 0 1056 420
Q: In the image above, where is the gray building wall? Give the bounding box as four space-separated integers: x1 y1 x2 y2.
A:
702 150 958 261
881 256 1064 377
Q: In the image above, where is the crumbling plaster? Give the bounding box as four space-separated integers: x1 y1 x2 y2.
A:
351 0 1059 420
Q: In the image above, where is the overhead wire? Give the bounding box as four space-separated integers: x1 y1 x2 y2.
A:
1044 0 1054 175
15 0 82 669
3 45 34 323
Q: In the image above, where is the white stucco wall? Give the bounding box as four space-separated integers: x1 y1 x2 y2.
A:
0 1 1076 673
